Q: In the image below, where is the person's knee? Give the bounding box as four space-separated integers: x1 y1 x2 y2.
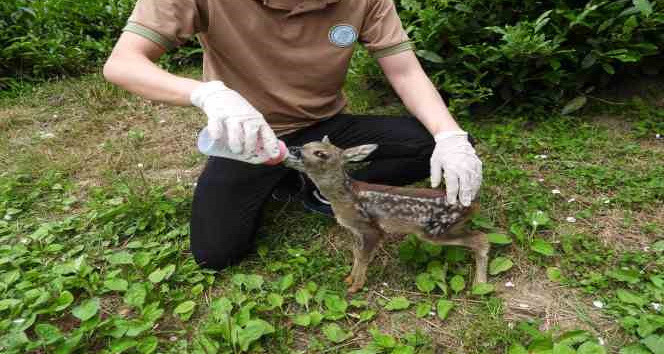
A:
191 239 254 270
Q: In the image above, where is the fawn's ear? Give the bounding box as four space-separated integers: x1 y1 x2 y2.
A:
342 144 378 162
321 135 331 144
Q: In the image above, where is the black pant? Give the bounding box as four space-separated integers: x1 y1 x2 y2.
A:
190 114 435 270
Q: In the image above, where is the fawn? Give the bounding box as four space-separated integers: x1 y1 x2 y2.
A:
284 136 489 293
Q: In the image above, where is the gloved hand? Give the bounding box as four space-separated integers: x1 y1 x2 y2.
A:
430 130 482 207
190 81 281 162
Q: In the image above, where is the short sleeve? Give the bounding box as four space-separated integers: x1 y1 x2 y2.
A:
359 0 414 58
123 0 209 51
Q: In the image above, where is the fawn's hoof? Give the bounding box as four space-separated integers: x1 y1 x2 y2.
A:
348 284 362 293
344 275 353 285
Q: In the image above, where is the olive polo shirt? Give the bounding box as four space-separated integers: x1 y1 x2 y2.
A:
124 0 414 135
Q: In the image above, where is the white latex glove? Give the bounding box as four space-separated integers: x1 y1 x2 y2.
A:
430 130 482 206
190 81 280 160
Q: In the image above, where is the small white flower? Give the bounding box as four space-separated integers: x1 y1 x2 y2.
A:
39 132 56 139
159 119 166 124
169 336 178 342
566 217 577 223
137 163 144 169
538 178 545 182
20 238 29 244
382 282 389 287
535 154 548 159
505 281 515 288
656 134 662 139
429 311 436 317
593 300 604 309
53 114 58 118
598 337 605 345
644 246 651 252
518 303 529 309
508 322 515 329
3 214 11 221
567 198 576 203
603 199 610 204
551 189 561 195
652 302 662 311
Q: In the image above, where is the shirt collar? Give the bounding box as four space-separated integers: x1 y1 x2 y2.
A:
258 0 340 15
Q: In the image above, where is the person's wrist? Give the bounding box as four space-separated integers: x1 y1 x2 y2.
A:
434 130 467 143
190 80 229 108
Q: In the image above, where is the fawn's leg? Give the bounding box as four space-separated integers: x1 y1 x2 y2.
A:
347 228 382 293
436 231 489 285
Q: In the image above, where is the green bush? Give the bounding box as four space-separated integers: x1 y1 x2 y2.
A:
397 0 664 112
2 0 663 111
0 0 200 90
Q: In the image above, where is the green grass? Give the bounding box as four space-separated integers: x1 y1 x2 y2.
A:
0 68 663 354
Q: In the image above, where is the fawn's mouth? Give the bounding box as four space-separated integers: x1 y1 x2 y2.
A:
283 146 304 170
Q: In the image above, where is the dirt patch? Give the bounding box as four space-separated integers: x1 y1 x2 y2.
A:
592 208 663 251
497 272 626 347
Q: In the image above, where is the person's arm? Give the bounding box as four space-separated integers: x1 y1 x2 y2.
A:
103 32 202 105
378 50 482 206
377 50 459 135
102 32 283 161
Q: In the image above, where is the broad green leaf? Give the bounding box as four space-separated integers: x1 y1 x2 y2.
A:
309 311 324 326
104 278 128 291
450 275 465 293
392 346 416 354
489 257 513 275
652 240 664 252
507 343 528 354
553 343 576 354
109 338 137 353
651 275 664 289
385 296 410 311
72 298 99 321
528 336 554 352
415 273 436 293
619 343 653 354
487 233 512 245
137 336 158 354
633 0 653 17
322 323 351 343
557 330 590 346
531 239 555 256
293 313 311 327
616 289 647 307
35 323 62 344
125 284 147 308
210 297 233 320
324 294 348 314
107 251 134 265
295 288 312 309
608 268 641 284
562 96 587 115
370 329 397 348
350 300 369 308
577 341 607 354
547 267 562 282
148 264 175 283
642 334 664 354
276 273 294 292
416 301 432 318
237 319 275 351
245 274 264 291
173 301 196 321
359 309 376 322
436 299 454 320
54 291 74 312
266 293 284 309
416 50 444 63
0 298 21 311
471 283 495 295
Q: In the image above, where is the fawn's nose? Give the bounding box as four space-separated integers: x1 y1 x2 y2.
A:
288 146 302 159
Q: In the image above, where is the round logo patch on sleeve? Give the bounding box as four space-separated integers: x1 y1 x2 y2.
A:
328 24 358 48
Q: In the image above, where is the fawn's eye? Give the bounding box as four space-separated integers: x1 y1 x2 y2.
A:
313 151 329 159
